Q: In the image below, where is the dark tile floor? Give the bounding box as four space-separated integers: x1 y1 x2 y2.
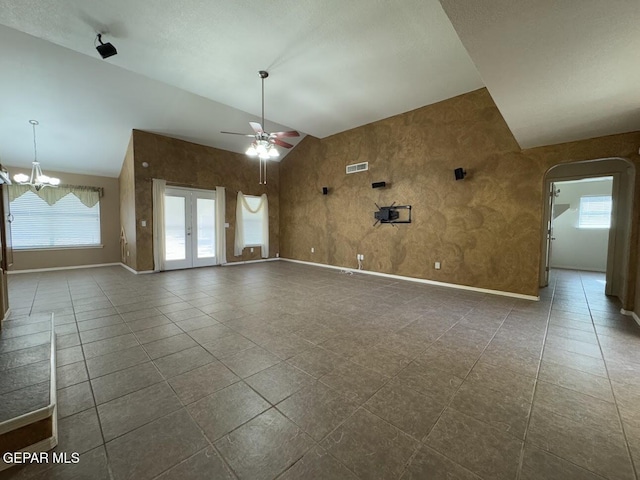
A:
0 317 51 423
1 263 639 479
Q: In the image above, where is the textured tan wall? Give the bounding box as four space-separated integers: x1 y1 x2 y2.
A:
119 137 137 270
280 88 640 299
131 130 279 271
7 168 121 271
636 229 640 318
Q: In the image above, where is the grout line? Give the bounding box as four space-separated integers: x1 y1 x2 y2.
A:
514 270 556 480
582 273 640 480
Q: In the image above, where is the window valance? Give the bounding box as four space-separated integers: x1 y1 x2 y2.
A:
9 184 102 208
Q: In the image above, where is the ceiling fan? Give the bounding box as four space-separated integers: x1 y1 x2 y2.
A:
221 70 299 184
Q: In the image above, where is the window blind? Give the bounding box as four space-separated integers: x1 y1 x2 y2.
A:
10 190 101 248
578 195 611 229
243 196 265 246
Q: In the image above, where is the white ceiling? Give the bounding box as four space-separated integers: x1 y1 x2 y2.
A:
0 1 637 178
439 0 640 149
0 0 482 177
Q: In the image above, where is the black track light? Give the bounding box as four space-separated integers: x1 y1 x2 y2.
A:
95 34 117 59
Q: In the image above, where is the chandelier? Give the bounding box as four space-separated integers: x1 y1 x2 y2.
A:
13 120 60 191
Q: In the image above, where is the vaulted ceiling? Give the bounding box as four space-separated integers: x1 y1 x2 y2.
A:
0 0 637 177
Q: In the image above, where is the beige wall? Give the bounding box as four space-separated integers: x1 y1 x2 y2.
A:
636 229 640 318
124 130 280 271
119 137 137 270
6 168 120 271
279 88 640 303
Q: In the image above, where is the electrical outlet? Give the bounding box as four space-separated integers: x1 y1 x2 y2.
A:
141 220 146 227
435 261 441 270
360 254 364 261
311 247 315 253
250 247 254 253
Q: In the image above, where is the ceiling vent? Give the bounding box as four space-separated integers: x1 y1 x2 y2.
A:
346 162 369 174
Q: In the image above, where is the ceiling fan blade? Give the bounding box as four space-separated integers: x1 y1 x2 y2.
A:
272 138 294 149
272 130 300 138
249 122 264 134
220 131 255 137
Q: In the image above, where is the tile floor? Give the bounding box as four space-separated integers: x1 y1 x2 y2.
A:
0 262 639 479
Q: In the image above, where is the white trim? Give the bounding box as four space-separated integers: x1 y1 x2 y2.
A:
281 258 540 301
0 313 58 472
119 263 154 275
8 263 120 274
550 265 606 273
222 258 280 266
621 309 640 327
13 244 104 252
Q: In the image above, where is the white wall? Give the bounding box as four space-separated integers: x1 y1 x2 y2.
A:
550 177 613 272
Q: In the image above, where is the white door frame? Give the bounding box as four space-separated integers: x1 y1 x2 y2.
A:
164 187 216 271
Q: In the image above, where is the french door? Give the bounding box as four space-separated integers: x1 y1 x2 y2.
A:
164 187 216 270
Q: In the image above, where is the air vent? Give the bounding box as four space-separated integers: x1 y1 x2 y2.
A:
346 162 369 174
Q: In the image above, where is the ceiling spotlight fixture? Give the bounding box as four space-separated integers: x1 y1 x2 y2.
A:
13 120 60 191
95 33 117 59
221 71 300 185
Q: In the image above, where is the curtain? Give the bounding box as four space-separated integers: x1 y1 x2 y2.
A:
260 194 269 258
152 179 166 272
9 184 100 208
215 186 227 264
234 192 269 258
234 191 245 257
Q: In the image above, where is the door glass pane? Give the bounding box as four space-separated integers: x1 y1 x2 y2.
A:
196 198 215 258
165 195 186 260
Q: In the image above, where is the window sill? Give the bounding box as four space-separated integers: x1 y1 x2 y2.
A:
14 245 104 252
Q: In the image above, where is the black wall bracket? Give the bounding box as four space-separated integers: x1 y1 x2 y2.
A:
373 202 412 227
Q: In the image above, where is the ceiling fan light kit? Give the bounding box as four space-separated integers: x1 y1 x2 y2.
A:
221 70 300 185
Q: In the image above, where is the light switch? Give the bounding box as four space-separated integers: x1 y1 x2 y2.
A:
225 223 230 228
141 220 147 227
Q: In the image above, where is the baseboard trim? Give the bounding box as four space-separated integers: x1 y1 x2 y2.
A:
8 263 121 274
281 258 539 301
119 263 154 275
551 265 606 273
222 258 280 266
621 309 640 327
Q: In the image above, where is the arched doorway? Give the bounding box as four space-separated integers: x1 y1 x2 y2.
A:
540 158 635 307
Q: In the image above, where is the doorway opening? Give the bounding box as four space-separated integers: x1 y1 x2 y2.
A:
164 187 216 270
540 158 635 308
549 176 613 272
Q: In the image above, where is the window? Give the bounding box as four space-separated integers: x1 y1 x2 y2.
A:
578 195 612 229
242 196 265 246
234 192 269 258
9 185 101 249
